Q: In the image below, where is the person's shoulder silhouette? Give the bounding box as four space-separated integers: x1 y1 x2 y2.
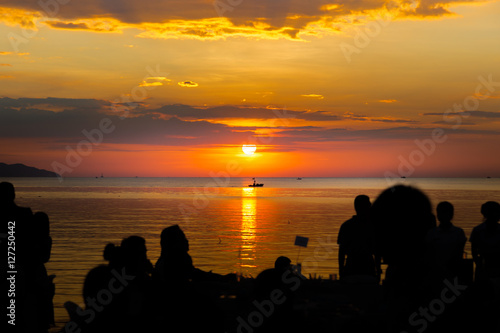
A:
470 201 500 251
0 181 33 220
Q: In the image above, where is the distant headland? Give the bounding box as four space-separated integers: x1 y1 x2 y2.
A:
0 163 60 177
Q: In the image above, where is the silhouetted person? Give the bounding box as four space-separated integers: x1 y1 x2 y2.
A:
29 212 55 331
371 185 436 333
120 236 154 331
120 235 153 280
250 256 298 332
154 224 194 285
78 236 153 333
275 256 292 271
1 182 41 332
470 201 500 281
255 257 295 301
154 224 233 285
425 201 466 281
469 202 500 333
338 195 380 280
153 225 228 332
420 202 471 332
79 244 123 333
1 182 33 264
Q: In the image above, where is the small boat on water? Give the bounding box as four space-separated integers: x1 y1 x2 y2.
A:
248 178 264 187
297 177 302 180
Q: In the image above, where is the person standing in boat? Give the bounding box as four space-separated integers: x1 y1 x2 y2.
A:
337 195 381 281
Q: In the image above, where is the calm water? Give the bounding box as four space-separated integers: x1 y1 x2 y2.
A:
3 177 500 330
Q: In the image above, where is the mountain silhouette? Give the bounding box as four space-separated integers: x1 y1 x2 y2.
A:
0 163 60 177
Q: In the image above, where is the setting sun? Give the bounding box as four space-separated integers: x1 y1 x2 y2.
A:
242 144 257 155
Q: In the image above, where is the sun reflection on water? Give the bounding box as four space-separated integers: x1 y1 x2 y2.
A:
239 187 257 269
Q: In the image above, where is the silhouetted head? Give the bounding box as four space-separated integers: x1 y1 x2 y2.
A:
371 185 435 265
121 235 147 260
121 235 150 274
436 201 454 223
275 256 292 271
0 182 15 203
481 201 500 222
160 225 189 253
103 243 124 268
354 195 371 217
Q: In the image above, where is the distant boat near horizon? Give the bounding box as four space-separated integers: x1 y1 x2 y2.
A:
297 177 302 180
248 178 264 187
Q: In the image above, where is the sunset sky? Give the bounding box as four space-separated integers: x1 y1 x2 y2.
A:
1 0 499 177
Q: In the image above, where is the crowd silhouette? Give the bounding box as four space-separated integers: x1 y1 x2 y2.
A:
2 181 500 332
1 182 55 333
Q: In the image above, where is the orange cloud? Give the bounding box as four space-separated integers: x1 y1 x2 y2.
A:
379 99 397 103
0 63 12 66
0 7 40 29
0 0 483 42
44 18 124 32
178 81 199 88
139 77 171 87
139 81 163 87
301 94 324 99
137 18 301 41
0 52 29 57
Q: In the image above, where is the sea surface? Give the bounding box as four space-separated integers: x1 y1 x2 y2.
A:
2 177 500 330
